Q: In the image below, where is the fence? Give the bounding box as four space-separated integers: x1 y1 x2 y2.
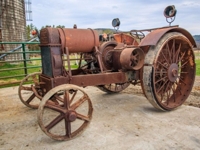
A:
0 41 41 88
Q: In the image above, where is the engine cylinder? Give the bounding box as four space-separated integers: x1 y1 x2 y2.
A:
40 27 99 53
62 28 99 53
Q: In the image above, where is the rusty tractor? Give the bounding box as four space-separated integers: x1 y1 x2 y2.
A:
18 5 196 140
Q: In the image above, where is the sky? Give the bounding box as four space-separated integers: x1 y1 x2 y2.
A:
28 0 200 35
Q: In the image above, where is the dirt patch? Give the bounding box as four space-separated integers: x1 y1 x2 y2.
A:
0 79 19 84
122 76 200 108
185 76 200 107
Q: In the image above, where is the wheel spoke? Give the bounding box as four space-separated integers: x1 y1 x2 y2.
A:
32 74 39 85
157 61 168 69
178 77 187 85
64 91 70 110
166 43 172 64
160 91 164 101
45 114 64 131
180 72 188 74
65 119 71 138
155 71 167 74
172 39 176 62
25 93 36 104
178 51 186 63
69 90 77 105
71 95 88 110
31 85 42 99
158 82 165 102
175 43 181 63
54 94 64 103
155 76 167 84
161 50 170 65
115 84 118 91
76 113 90 121
167 82 172 104
98 82 130 93
180 60 189 69
170 83 175 102
21 85 32 91
162 81 170 103
135 53 139 57
166 88 171 105
45 102 64 113
156 79 169 93
120 84 125 90
107 84 112 90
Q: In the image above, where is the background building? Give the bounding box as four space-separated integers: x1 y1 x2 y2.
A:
0 0 30 61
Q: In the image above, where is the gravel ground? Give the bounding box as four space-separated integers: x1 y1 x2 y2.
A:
0 82 200 150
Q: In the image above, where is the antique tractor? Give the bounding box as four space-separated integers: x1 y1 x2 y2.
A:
18 6 196 140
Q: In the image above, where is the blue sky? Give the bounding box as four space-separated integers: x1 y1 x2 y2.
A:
29 0 200 35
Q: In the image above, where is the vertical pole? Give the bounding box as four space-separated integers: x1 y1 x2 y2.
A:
22 43 28 76
78 53 83 68
65 47 72 78
95 46 103 73
0 4 2 49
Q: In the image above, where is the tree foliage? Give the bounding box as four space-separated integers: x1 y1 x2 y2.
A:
26 24 66 51
193 35 200 49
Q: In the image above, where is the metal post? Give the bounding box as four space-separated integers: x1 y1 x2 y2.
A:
22 43 28 76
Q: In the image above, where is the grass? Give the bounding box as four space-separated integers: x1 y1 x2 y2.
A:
0 52 200 88
0 55 81 87
195 59 200 76
0 61 41 80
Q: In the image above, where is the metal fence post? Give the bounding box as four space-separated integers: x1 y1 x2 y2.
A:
22 43 28 76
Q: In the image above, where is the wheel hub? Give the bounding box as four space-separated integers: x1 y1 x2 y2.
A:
168 63 179 82
67 111 77 122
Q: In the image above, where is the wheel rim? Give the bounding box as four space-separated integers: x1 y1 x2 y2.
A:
18 72 42 109
38 84 93 141
153 36 195 110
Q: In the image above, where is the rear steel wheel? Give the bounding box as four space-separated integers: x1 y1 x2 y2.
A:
38 84 93 141
98 41 130 93
18 72 42 109
97 82 130 93
143 32 195 111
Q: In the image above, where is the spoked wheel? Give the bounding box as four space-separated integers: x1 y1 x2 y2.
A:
97 82 130 93
18 72 42 109
98 41 130 93
142 32 195 111
38 84 93 141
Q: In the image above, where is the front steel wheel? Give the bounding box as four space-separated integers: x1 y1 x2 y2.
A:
38 84 93 141
18 72 42 109
142 32 195 111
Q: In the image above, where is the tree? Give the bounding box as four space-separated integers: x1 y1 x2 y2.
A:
102 29 113 34
56 25 65 28
26 25 31 40
26 23 36 40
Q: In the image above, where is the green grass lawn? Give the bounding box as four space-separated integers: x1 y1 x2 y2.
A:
0 63 78 80
0 63 41 79
0 53 200 88
195 59 200 76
